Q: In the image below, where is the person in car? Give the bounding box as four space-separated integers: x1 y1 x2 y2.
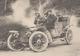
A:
44 10 57 30
44 10 57 43
34 13 46 26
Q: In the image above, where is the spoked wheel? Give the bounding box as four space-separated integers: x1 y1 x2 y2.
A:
7 33 24 51
29 31 49 52
65 29 72 45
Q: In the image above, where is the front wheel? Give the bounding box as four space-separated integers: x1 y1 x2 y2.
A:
7 33 24 51
29 31 49 52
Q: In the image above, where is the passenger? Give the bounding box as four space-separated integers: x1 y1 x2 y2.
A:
44 10 57 43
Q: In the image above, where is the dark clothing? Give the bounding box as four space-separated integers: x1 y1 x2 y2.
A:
46 14 57 29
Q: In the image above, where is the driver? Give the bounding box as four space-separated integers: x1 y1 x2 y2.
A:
34 12 46 26
44 10 57 29
44 10 57 43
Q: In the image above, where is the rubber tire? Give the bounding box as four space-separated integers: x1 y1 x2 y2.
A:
65 29 72 45
29 31 49 52
7 34 23 51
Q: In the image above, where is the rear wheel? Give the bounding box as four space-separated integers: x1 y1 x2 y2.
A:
29 31 48 52
65 29 72 45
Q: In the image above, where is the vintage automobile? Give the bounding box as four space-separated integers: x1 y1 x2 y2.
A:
7 16 72 52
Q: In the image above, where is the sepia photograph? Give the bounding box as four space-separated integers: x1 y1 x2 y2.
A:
0 0 80 56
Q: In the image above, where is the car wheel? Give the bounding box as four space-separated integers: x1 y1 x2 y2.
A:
7 34 24 51
65 29 72 45
29 31 49 52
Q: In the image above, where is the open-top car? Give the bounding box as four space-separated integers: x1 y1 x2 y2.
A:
7 15 72 52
